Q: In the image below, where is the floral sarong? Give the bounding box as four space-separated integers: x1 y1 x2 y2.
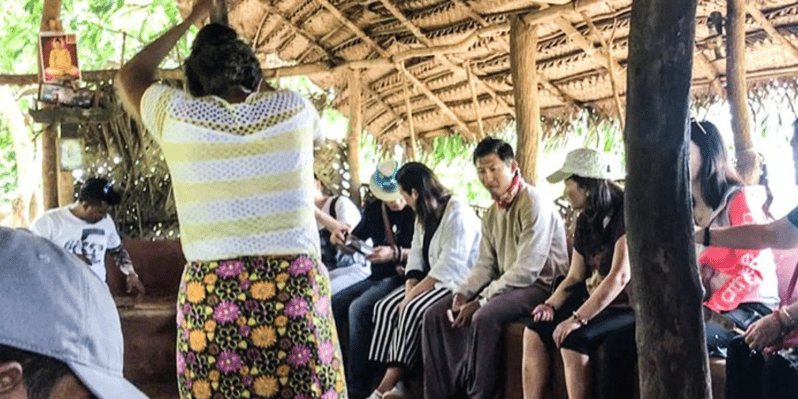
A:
176 255 347 399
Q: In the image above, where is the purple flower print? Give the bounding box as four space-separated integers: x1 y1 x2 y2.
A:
286 298 308 318
321 390 338 399
216 350 242 374
293 394 311 399
240 279 251 290
244 300 259 312
176 352 186 374
240 325 251 337
246 347 262 361
186 352 196 364
183 329 190 340
318 340 335 364
181 303 192 315
315 296 330 317
216 261 244 278
288 257 313 275
242 374 253 386
213 301 240 324
288 345 311 367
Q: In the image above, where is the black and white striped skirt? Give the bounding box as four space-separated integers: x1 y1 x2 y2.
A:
368 285 450 368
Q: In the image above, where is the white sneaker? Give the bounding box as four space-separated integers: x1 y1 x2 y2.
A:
382 381 411 399
366 390 383 399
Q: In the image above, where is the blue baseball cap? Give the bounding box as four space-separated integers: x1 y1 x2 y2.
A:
0 227 148 399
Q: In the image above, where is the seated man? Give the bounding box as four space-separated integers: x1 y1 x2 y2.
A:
30 177 145 296
422 137 569 399
0 227 147 398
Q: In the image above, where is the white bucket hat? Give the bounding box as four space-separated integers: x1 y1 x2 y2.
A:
0 227 149 399
546 148 621 183
369 160 401 202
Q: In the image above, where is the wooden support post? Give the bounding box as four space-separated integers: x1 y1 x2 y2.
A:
41 126 59 210
40 0 63 210
211 0 228 25
510 15 540 183
348 68 363 206
626 0 711 398
728 0 759 184
403 70 418 160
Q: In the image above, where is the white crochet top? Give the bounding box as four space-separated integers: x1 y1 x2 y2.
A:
141 84 321 262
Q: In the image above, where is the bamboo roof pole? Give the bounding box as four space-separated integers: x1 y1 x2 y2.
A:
402 68 418 160
580 12 625 131
746 5 798 59
316 0 475 139
347 68 363 206
727 0 759 184
450 0 576 107
210 0 228 25
626 0 710 397
510 15 541 183
466 61 486 139
378 0 514 117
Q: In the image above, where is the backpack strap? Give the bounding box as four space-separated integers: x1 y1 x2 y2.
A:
329 196 339 220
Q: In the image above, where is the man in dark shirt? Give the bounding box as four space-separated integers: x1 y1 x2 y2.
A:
331 160 415 399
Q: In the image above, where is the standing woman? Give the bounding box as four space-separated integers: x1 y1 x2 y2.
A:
366 163 481 399
690 120 780 359
115 1 346 398
522 148 631 399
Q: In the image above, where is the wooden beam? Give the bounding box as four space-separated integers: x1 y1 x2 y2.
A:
319 0 474 138
40 0 63 211
378 0 514 118
746 5 798 59
347 68 363 205
553 17 625 73
580 12 624 129
397 63 475 139
466 61 485 139
211 0 228 25
626 0 709 397
259 4 335 61
695 52 724 96
510 15 541 183
523 0 608 25
728 0 758 184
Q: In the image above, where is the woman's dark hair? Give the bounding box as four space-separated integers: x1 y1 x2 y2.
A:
690 121 743 210
0 344 74 399
473 137 514 165
185 23 263 97
567 175 623 223
396 163 451 233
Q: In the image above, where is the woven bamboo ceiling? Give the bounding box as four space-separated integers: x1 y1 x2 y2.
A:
174 0 798 143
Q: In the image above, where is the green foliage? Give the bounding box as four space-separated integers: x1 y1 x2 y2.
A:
0 118 18 208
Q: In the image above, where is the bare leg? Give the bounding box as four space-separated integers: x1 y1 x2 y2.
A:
376 366 404 393
561 348 591 399
522 329 550 399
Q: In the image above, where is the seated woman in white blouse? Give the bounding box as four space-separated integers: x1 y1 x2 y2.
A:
366 162 481 399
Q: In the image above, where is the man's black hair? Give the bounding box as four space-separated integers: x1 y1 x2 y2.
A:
78 177 121 206
0 343 72 399
472 137 515 164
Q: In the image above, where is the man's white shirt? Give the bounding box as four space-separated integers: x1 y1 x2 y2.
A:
30 206 122 282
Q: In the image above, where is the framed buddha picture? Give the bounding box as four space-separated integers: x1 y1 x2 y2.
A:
39 32 81 83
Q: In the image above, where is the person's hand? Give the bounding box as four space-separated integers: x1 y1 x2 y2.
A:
367 246 395 263
553 317 582 348
330 228 348 246
452 300 480 328
187 0 215 23
452 293 467 311
126 274 146 298
532 303 555 322
744 314 782 351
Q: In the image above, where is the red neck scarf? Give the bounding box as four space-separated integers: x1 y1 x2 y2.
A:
494 172 523 210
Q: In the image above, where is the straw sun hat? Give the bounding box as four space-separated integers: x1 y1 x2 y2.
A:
546 148 622 183
369 160 401 202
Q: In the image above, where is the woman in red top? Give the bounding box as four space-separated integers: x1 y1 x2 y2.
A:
691 120 780 358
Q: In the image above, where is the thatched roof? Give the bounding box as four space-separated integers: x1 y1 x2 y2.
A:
170 0 798 143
